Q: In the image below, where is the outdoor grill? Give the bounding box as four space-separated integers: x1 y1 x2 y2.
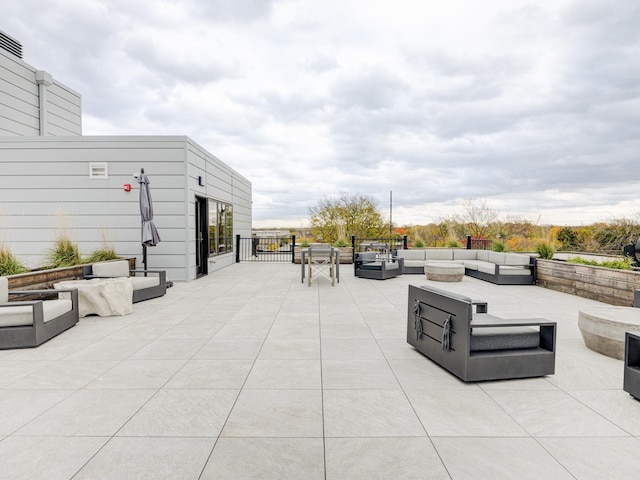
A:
623 237 640 266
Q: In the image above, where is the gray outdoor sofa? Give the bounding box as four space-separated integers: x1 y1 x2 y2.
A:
83 260 167 303
0 276 79 349
396 249 536 285
407 284 556 382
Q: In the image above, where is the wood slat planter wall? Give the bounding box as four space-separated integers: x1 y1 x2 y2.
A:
537 259 640 306
293 247 353 265
5 258 136 293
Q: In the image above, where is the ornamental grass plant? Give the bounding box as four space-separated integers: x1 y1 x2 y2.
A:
0 245 29 276
85 247 119 263
535 241 556 259
43 235 83 269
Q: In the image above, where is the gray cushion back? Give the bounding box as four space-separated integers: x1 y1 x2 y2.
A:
0 277 7 303
359 252 377 262
92 260 130 278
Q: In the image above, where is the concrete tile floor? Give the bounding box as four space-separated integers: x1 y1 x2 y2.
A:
1 262 640 479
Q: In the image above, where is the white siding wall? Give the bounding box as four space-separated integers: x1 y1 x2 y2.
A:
0 136 252 282
0 49 81 136
185 139 252 276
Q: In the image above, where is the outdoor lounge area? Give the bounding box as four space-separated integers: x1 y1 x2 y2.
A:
1 262 639 479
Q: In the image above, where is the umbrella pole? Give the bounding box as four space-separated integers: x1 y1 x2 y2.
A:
143 244 148 275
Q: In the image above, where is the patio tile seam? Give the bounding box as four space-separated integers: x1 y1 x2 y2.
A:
342 278 438 446
557 388 639 438
2 388 78 437
202 274 295 454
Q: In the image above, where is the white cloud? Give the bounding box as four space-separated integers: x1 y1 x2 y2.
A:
4 0 640 227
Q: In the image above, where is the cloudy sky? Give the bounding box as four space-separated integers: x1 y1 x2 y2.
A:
4 0 640 228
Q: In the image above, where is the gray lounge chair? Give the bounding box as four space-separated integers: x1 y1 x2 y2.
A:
354 252 403 280
83 260 167 303
0 276 79 349
407 284 556 381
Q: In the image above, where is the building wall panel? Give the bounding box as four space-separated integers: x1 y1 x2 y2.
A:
1 48 81 136
0 136 251 282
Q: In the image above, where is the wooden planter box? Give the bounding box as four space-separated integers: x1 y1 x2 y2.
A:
293 247 353 264
536 259 640 306
5 258 136 292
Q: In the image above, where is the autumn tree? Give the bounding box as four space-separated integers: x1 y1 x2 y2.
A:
308 193 386 244
453 200 499 238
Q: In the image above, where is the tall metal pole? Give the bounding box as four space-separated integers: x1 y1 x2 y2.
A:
389 190 393 236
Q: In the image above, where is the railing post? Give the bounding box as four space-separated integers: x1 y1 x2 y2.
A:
466 235 472 249
403 235 408 249
236 234 241 262
291 235 296 264
351 235 356 263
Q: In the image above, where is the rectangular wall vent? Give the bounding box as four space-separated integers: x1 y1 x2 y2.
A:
89 163 108 178
0 30 23 59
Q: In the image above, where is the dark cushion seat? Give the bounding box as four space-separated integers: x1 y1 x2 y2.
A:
470 326 540 352
360 261 400 271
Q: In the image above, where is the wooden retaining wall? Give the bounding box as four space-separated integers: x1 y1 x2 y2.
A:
536 259 640 306
293 247 353 265
6 258 137 293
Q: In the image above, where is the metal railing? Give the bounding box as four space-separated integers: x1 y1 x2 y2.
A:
351 235 407 253
236 235 296 263
466 236 494 250
234 233 492 263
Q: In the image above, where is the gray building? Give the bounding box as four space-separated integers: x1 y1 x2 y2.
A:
0 31 252 281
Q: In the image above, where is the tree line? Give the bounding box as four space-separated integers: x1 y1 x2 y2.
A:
298 194 640 255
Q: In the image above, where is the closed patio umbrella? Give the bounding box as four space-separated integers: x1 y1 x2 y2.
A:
138 168 161 271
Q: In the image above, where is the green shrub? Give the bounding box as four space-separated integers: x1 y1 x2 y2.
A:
413 239 425 248
492 240 506 252
300 240 310 248
0 246 29 276
536 241 555 260
333 239 349 247
568 256 632 270
445 240 462 248
43 236 83 268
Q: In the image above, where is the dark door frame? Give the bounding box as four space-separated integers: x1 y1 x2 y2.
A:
195 196 208 277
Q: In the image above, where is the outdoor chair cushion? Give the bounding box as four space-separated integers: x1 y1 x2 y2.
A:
0 277 7 303
359 261 400 271
361 260 399 270
476 250 490 261
424 249 454 261
359 252 378 262
488 252 507 265
397 250 425 261
498 266 531 275
91 261 159 290
0 299 73 327
130 276 160 289
92 260 130 278
477 262 499 275
504 253 532 266
470 326 540 352
452 250 478 261
461 261 481 271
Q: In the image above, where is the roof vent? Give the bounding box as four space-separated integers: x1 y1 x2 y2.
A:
0 30 23 59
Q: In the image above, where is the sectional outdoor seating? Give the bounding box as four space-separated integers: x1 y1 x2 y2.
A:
354 252 404 280
407 284 556 382
0 276 79 349
396 248 536 285
82 260 167 303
